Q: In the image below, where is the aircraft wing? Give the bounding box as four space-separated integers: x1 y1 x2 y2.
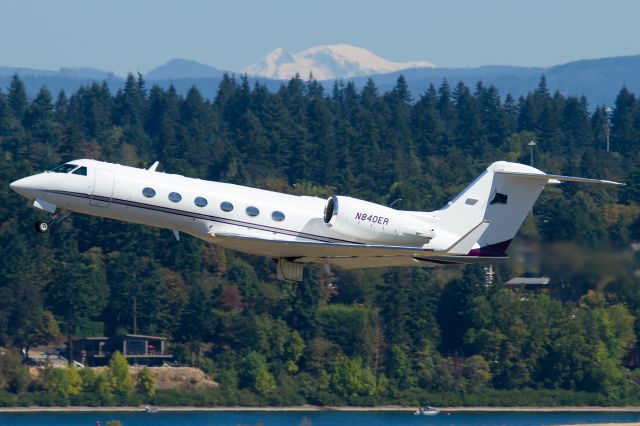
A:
295 254 505 269
209 221 491 262
210 232 436 260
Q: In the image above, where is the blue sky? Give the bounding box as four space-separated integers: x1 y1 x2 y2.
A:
2 0 639 75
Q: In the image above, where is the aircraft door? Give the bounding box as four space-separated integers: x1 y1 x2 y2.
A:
90 169 114 207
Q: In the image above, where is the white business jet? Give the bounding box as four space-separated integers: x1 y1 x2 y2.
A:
9 160 622 281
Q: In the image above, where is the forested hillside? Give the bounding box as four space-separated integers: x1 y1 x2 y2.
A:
0 73 640 406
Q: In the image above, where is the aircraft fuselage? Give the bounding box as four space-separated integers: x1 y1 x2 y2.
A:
10 159 621 279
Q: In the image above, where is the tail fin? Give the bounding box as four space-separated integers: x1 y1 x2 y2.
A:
433 161 623 256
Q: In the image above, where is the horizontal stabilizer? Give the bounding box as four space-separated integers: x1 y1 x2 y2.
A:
446 220 491 255
495 170 624 186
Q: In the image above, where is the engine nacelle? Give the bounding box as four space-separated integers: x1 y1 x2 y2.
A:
323 195 435 246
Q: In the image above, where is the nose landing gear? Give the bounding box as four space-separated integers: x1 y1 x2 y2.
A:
34 211 71 233
35 221 49 233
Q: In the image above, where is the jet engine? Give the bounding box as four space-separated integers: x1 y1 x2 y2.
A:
323 195 436 245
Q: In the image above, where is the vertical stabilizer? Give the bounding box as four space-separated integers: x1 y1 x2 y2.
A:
434 162 547 255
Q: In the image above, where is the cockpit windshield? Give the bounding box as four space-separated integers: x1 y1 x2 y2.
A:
50 163 78 173
72 166 87 176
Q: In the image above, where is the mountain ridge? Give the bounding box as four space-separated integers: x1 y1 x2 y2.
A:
2 54 640 107
144 58 225 80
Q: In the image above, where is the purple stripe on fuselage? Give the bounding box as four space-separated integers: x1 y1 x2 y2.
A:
468 240 512 257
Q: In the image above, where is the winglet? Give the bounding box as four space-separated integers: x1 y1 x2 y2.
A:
445 220 491 255
149 161 160 172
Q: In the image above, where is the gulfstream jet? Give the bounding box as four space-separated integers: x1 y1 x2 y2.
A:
9 160 622 281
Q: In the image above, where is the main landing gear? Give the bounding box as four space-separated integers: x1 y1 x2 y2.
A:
34 211 71 233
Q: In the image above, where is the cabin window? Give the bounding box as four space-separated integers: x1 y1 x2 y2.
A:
194 197 208 207
142 187 156 198
51 163 78 173
271 211 285 221
220 201 234 212
168 192 182 203
72 166 87 176
246 206 259 217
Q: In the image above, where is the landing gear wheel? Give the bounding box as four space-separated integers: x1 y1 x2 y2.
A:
35 221 49 233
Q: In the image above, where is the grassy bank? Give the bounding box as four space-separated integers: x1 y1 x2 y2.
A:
1 388 639 409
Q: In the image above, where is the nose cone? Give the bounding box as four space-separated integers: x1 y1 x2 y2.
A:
9 175 41 199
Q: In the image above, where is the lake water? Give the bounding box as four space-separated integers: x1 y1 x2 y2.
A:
1 411 640 426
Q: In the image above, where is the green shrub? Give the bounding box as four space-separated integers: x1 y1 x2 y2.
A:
107 351 133 398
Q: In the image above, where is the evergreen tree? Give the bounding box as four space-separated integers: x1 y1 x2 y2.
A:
7 74 27 119
611 86 639 154
0 73 638 405
136 367 156 398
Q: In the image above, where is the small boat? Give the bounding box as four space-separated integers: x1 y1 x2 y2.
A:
414 406 440 416
143 406 160 413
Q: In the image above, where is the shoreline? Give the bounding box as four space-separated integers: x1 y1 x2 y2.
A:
2 405 640 413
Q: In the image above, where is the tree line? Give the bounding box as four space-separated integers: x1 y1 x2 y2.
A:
0 72 639 405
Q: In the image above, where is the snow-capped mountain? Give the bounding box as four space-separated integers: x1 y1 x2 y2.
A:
243 44 435 80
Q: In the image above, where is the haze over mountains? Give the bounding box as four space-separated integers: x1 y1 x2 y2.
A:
1 43 639 107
